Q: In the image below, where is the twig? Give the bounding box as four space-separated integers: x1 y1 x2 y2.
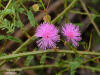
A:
0 64 100 72
51 0 78 24
64 0 69 23
88 32 92 51
69 10 100 17
0 64 68 72
12 36 35 54
40 0 46 10
5 0 12 10
83 56 100 64
1 50 100 60
80 0 100 37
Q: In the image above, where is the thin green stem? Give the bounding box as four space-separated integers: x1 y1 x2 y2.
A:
64 0 69 23
80 0 100 37
70 10 100 17
0 0 5 8
51 0 78 24
40 0 46 10
5 0 12 10
0 64 69 72
1 50 100 60
17 13 31 38
64 0 67 9
88 32 92 51
13 36 35 54
83 56 100 64
80 65 100 72
0 64 100 72
21 28 31 38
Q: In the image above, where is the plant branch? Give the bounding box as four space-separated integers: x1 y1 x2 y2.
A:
13 36 36 54
80 0 100 37
51 0 78 24
5 0 12 10
69 10 100 17
0 64 69 72
1 50 100 60
0 64 100 72
40 0 46 10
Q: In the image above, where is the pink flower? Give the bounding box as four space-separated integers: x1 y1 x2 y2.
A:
62 23 81 46
35 23 60 50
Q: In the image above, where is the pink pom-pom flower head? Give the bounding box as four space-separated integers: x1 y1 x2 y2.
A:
62 23 81 47
35 23 60 50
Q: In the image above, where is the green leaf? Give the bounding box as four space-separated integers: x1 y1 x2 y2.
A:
0 35 22 44
70 56 83 75
24 55 34 66
0 35 6 40
16 13 24 28
0 18 16 33
27 11 36 26
7 35 22 43
40 54 46 65
18 8 25 14
0 8 15 17
16 19 23 28
70 61 80 75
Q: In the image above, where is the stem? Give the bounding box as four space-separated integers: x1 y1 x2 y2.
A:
88 32 92 51
0 64 69 72
5 0 12 10
40 0 46 10
83 56 100 64
47 0 50 9
21 28 31 38
51 0 78 24
70 10 100 17
1 50 100 60
80 0 100 37
0 64 100 72
64 0 69 23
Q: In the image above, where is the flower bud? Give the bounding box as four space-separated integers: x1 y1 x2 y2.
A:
32 4 39 12
43 14 51 23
